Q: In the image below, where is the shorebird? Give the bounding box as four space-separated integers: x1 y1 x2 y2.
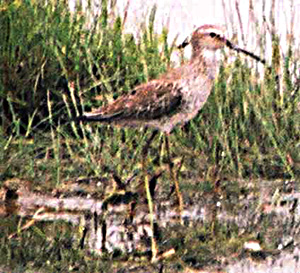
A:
78 24 265 261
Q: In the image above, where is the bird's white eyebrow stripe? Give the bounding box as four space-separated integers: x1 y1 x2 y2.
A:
198 28 225 35
203 28 220 32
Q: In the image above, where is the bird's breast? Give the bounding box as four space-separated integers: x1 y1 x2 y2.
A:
180 76 213 112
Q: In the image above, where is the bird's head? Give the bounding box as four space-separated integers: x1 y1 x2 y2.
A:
178 24 266 64
178 25 227 52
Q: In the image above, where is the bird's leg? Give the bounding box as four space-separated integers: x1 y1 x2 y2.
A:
164 134 184 225
131 128 151 165
141 130 159 157
141 129 159 262
157 133 165 166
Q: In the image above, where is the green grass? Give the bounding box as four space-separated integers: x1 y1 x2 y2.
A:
0 0 299 271
0 1 298 183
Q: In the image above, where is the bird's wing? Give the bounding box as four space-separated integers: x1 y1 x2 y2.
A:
83 80 183 121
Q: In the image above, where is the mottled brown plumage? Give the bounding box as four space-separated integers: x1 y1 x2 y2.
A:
79 25 264 132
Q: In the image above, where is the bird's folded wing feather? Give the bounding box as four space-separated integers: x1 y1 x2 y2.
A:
85 80 183 121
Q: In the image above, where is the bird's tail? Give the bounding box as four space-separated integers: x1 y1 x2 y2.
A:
76 111 123 122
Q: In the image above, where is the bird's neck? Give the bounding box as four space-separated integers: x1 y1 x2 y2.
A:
191 49 221 80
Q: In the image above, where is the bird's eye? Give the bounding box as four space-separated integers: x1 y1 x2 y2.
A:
210 32 221 39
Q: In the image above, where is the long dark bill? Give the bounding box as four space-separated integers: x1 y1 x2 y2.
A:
225 39 266 64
